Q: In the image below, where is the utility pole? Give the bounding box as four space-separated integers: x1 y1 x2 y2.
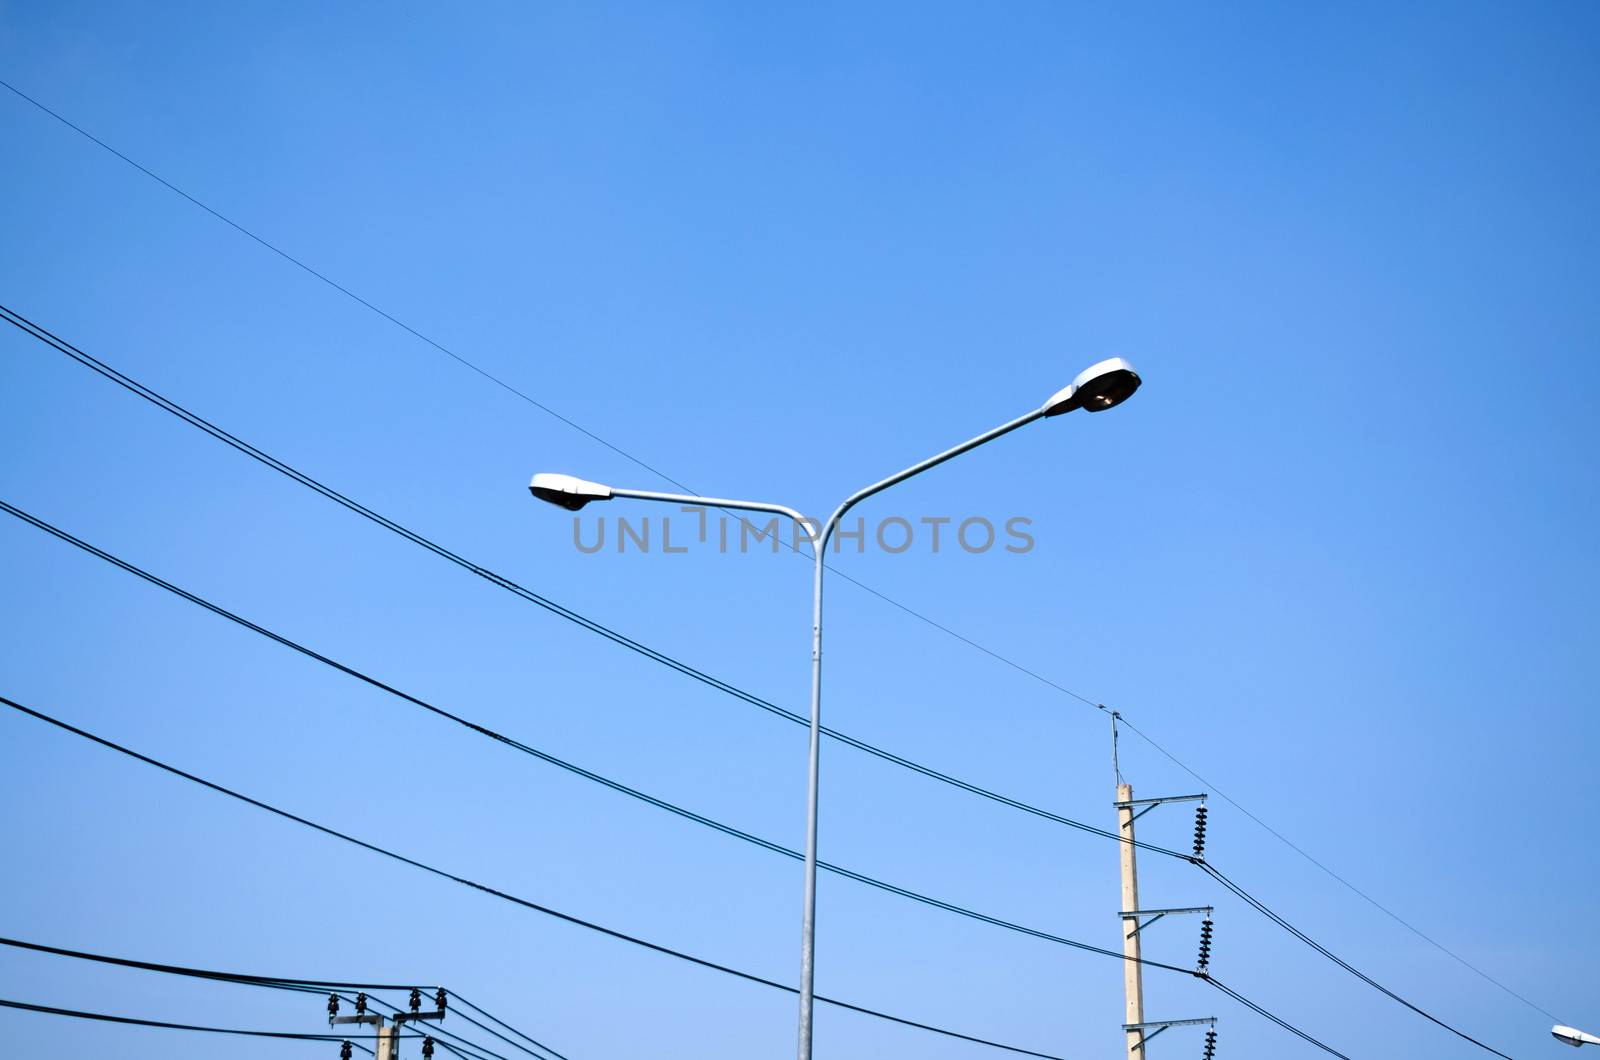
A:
1111 711 1217 1057
1118 780 1146 1060
329 988 447 1060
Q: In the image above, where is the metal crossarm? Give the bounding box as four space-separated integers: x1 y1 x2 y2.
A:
1119 906 1213 939
1124 1017 1217 1051
1113 793 1207 825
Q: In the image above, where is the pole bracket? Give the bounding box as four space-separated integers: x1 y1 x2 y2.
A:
1124 1017 1217 1052
1114 793 1207 826
1119 906 1213 939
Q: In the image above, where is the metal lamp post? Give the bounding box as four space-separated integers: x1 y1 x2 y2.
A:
528 357 1142 1060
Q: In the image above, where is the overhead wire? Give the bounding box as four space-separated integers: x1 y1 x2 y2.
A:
446 1007 562 1060
0 329 1519 1053
0 303 1178 860
0 501 1523 1056
3 695 1366 1060
1116 713 1561 1026
1199 864 1517 1060
158 958 1356 1060
0 496 1190 974
0 934 424 992
0 938 537 1060
0 995 384 1045
1203 977 1353 1060
454 995 573 1060
0 692 1075 1060
0 77 1564 1030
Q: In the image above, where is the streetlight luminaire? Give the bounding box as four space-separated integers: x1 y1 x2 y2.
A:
1555 1026 1600 1047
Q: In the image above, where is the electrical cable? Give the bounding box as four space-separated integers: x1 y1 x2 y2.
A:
0 995 388 1044
0 698 1395 1060
1203 977 1353 1060
1199 864 1517 1060
453 995 573 1060
0 700 1360 1060
0 72 1065 676
1116 714 1562 1026
0 73 1489 1060
0 495 1191 972
0 81 1565 1029
0 938 544 1060
4 295 1539 1050
0 303 1180 862
0 305 1164 858
0 494 1520 1054
0 498 1504 1052
0 935 424 992
0 693 1074 1060
447 1007 558 1060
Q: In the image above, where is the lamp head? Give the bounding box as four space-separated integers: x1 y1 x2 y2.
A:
1042 357 1142 416
529 472 612 511
1555 1026 1600 1047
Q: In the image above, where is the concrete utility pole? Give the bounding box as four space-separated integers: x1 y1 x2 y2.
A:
330 989 446 1060
1118 782 1146 1060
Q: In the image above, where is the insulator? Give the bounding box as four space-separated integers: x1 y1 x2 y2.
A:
410 987 422 1013
340 1042 353 1060
422 1037 435 1059
1193 804 1209 858
354 992 367 1016
1203 1027 1217 1059
435 988 448 1014
1197 918 1214 969
328 993 340 1018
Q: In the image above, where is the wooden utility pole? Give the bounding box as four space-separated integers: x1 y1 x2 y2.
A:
1118 781 1145 1060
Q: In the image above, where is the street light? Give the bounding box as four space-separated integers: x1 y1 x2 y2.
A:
1556 1026 1600 1047
528 356 1141 1060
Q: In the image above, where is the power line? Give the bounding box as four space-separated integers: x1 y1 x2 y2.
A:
0 693 1075 1060
0 80 1563 1030
1199 865 1517 1060
0 80 675 488
0 496 1191 974
454 995 573 1060
0 304 1175 857
0 73 1010 643
0 498 1525 1055
0 337 1536 1056
442 1005 559 1060
1203 977 1352 1060
0 938 539 1060
0 690 1404 1060
3 696 1368 1060
0 935 423 992
0 995 383 1045
0 521 1386 1060
1116 714 1561 1026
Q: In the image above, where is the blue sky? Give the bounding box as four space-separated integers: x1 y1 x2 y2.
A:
2 3 1597 1058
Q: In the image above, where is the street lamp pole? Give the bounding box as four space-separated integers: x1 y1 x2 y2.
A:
529 358 1142 1060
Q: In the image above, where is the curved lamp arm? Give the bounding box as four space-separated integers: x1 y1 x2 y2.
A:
533 405 1042 559
815 406 1044 551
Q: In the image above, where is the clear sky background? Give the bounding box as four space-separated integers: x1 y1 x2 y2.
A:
2 3 1597 1059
